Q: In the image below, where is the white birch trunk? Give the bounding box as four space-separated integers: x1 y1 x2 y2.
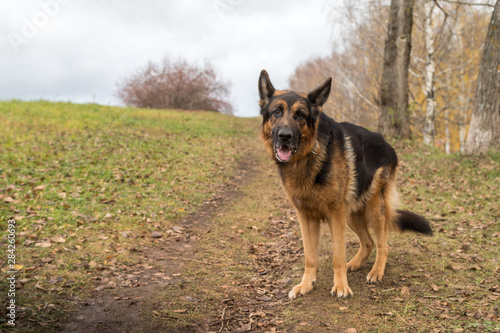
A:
444 108 450 154
422 0 436 146
457 25 467 154
459 120 466 153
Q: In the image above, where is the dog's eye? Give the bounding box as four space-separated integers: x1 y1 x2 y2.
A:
295 111 305 120
272 108 282 117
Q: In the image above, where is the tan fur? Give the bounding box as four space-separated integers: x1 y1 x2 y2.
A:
261 92 402 299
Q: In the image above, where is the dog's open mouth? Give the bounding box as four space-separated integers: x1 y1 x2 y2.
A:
275 144 295 162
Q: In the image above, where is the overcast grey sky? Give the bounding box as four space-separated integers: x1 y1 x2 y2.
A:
1 0 340 117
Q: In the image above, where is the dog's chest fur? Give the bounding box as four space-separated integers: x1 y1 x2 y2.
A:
277 145 352 220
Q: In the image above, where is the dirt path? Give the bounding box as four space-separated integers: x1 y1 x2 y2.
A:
59 147 500 333
60 159 258 332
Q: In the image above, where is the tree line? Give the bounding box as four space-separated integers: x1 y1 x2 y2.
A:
290 0 499 154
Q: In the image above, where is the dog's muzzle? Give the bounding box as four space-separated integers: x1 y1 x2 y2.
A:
274 128 297 162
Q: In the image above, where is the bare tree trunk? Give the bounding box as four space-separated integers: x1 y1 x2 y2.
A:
465 0 500 154
457 24 467 154
422 0 437 146
379 0 415 138
459 120 466 153
445 109 451 154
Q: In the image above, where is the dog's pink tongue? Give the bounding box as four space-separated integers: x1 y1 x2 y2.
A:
278 146 292 161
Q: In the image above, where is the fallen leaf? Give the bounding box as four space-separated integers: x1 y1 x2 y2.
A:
277 278 291 285
445 264 464 272
249 310 266 318
35 283 48 291
46 304 56 310
52 237 66 243
172 226 183 233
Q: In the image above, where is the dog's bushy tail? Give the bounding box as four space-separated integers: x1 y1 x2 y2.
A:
396 210 433 236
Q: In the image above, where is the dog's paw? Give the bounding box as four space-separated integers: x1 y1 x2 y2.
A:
331 283 353 298
346 259 363 272
366 269 384 284
288 283 314 300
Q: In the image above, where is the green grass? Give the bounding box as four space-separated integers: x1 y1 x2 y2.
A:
1 101 498 332
0 100 260 330
151 138 500 332
1 100 257 221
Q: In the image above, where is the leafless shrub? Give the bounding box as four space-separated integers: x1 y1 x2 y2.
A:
117 57 233 115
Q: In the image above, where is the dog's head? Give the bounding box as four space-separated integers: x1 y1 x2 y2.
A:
258 69 332 163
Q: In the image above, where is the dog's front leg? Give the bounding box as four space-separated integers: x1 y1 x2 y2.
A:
288 211 320 300
328 208 353 298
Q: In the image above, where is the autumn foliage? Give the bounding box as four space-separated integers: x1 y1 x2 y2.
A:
116 57 233 115
289 0 388 129
289 0 493 152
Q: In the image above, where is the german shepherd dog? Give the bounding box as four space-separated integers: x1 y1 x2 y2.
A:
258 70 432 299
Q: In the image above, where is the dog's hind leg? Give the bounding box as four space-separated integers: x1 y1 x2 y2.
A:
346 212 374 272
288 212 320 300
365 192 391 283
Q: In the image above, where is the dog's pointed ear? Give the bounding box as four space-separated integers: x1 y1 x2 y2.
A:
308 77 332 108
258 70 275 110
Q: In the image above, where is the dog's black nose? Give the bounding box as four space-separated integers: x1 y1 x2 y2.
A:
278 129 293 142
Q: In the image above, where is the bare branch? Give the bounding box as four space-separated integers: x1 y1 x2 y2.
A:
438 0 494 8
409 68 424 79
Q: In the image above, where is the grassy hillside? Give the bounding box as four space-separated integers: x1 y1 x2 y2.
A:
0 100 260 330
1 100 498 332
